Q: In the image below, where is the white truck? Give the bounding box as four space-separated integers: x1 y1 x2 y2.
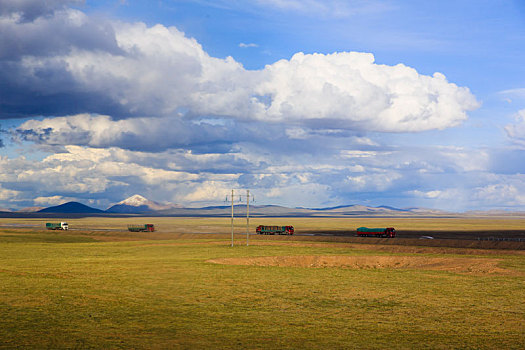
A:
45 222 69 230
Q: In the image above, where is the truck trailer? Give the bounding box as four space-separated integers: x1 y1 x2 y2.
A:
128 224 155 232
256 225 294 235
356 227 396 238
46 222 69 230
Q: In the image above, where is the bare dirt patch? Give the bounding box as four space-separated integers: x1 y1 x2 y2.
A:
301 229 525 240
207 255 517 275
248 235 525 253
245 240 525 256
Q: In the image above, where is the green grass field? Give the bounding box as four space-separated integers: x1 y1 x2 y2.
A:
1 217 524 349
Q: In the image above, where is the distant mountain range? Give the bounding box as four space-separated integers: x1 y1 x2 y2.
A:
0 206 46 213
1 194 450 217
0 194 522 218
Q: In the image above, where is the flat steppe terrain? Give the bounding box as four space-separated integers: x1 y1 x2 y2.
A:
1 217 524 349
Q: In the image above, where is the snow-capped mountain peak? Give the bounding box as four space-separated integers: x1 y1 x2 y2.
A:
118 194 150 206
107 194 181 213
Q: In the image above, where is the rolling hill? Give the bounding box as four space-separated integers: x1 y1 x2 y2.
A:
38 202 105 214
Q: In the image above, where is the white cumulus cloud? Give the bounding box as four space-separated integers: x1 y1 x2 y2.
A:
239 42 258 48
505 109 525 147
1 4 479 134
254 52 479 131
34 195 76 206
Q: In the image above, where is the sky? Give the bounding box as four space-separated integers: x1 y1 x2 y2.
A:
1 0 525 211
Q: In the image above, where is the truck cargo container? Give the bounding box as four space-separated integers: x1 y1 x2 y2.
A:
256 225 294 235
46 222 69 230
356 227 395 238
128 224 155 232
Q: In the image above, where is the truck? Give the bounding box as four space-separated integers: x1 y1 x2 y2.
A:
128 224 155 232
256 225 294 235
356 227 396 238
46 222 69 230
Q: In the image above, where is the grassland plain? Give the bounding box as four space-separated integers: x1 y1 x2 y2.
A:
0 217 524 349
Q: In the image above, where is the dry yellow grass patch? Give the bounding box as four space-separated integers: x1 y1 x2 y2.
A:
207 255 518 275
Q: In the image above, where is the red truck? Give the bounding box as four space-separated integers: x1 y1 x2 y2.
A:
356 227 396 238
256 225 294 235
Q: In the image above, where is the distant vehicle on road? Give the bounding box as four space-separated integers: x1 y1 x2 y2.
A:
419 236 434 239
128 224 155 232
46 222 69 230
256 225 294 235
356 227 396 238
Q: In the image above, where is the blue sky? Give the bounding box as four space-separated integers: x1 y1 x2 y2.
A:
1 0 525 211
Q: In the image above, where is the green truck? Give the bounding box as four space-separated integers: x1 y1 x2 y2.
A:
46 222 69 230
128 224 155 232
356 227 396 238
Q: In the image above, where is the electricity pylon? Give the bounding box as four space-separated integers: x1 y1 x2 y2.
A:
225 189 255 246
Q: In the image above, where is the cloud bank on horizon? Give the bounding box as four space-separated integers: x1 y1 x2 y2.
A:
1 0 525 211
